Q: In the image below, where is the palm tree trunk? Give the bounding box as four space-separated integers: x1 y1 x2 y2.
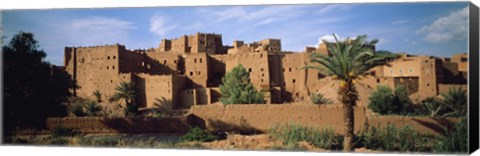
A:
338 80 358 152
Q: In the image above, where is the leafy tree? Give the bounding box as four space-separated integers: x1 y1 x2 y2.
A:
368 85 412 115
393 85 412 113
303 34 398 151
3 32 74 140
368 85 396 114
421 97 443 117
110 81 138 116
219 64 265 104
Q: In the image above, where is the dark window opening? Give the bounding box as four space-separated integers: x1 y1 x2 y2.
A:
190 71 193 76
200 58 203 63
289 68 292 72
376 78 380 83
106 66 109 70
292 79 296 83
107 56 110 60
248 68 252 72
194 58 197 63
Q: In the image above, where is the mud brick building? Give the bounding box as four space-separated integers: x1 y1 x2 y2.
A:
64 32 468 109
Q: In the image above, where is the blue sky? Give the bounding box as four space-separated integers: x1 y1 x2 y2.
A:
2 2 469 65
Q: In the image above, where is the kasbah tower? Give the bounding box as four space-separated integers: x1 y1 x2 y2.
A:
64 32 468 109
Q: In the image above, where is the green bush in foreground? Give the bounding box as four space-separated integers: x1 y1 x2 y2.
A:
268 122 342 150
432 118 468 153
181 127 218 142
356 124 429 152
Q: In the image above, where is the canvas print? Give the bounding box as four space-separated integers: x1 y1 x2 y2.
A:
1 2 473 154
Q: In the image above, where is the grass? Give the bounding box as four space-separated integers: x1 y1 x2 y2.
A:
268 122 342 150
355 124 433 152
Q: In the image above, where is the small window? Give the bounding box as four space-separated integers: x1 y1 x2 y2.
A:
107 66 109 70
190 71 193 76
260 54 263 58
283 68 285 72
409 68 413 73
113 56 116 59
107 56 110 60
248 68 252 72
292 79 296 83
164 60 167 64
194 58 197 63
174 60 177 64
261 68 264 72
200 58 203 63
110 80 113 83
289 68 292 72
376 78 380 83
112 66 115 69
427 83 430 86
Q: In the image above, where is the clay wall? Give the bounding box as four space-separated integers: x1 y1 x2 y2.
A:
451 53 468 72
190 104 459 135
171 35 188 53
225 52 271 102
145 52 181 75
65 45 126 100
119 49 145 73
134 74 185 108
190 104 366 134
184 53 209 88
438 84 467 94
208 55 227 87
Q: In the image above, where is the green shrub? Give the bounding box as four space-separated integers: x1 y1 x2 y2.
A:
125 104 140 117
268 122 342 150
356 124 428 152
181 127 218 142
432 118 468 153
310 92 332 104
85 101 103 116
368 85 412 115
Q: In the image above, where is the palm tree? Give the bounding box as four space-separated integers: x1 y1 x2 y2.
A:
303 34 398 151
110 81 136 106
439 87 467 117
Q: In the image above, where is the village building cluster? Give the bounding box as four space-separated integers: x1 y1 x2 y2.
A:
64 32 468 109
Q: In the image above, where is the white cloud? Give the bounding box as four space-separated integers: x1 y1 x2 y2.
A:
215 6 247 21
63 16 136 45
315 4 355 15
149 14 177 36
416 6 468 43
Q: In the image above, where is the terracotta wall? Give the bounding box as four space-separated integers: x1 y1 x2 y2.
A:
190 104 367 134
190 104 459 135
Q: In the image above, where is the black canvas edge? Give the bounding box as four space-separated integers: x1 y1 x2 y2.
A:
469 2 479 154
